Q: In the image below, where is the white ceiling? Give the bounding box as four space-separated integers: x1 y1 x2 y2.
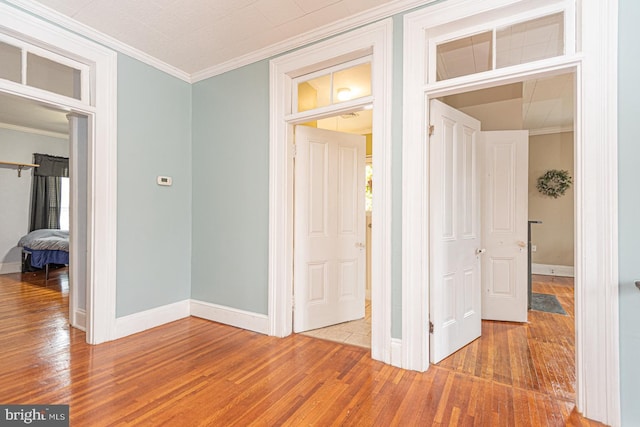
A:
0 92 69 137
0 1 573 136
31 0 395 75
522 73 574 131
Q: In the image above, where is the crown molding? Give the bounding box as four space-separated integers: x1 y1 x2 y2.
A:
6 0 435 84
4 0 191 83
0 122 68 139
191 0 435 83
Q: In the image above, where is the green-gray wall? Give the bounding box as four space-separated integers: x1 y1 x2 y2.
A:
618 0 640 424
191 61 270 313
116 54 192 317
391 14 404 338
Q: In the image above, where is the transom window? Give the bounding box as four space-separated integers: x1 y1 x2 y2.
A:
293 57 372 114
434 10 569 82
0 35 89 102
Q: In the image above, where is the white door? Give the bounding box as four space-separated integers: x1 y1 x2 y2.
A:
429 100 482 364
293 126 366 333
479 131 529 322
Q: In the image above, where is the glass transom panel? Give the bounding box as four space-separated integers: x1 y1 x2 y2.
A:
27 53 82 100
496 13 564 69
0 41 21 83
436 31 492 81
435 12 565 82
296 61 372 114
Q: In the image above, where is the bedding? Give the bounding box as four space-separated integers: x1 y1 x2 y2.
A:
18 229 69 270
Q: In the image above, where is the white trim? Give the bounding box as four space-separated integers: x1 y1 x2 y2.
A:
268 20 393 365
390 338 403 368
4 0 190 83
532 263 575 277
402 1 619 425
192 0 432 82
0 262 22 274
528 125 574 136
0 122 68 139
577 1 619 424
190 300 269 335
68 113 81 336
115 300 190 339
72 309 86 332
0 3 119 346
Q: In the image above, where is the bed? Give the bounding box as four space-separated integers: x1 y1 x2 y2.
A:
17 229 69 279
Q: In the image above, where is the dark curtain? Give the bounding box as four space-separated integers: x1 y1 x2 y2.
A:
29 154 69 232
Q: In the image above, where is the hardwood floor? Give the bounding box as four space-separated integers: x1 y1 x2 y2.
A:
0 272 605 426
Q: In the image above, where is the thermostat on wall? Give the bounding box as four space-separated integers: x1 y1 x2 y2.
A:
157 176 172 186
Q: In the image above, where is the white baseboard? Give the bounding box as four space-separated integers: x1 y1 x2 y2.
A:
71 309 86 331
115 300 190 339
390 338 402 368
532 263 574 277
0 262 21 274
190 300 269 335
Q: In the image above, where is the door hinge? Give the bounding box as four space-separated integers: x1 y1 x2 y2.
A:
429 321 434 334
292 144 297 158
428 124 435 137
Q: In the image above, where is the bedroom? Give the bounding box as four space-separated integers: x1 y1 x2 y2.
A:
0 91 88 328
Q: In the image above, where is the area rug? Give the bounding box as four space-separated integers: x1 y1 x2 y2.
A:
531 293 567 315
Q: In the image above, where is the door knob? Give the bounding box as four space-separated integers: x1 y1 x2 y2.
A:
475 248 486 255
355 242 365 249
517 241 527 248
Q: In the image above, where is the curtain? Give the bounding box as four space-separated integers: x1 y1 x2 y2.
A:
29 154 69 232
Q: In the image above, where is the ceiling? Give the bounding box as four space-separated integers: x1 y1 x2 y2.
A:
31 0 396 76
0 92 69 137
0 1 573 136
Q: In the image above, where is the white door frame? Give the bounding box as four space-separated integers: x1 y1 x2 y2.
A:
402 0 619 425
269 19 394 364
0 3 118 345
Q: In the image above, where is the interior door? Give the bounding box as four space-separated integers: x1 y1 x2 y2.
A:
293 126 366 333
429 100 482 364
479 130 529 322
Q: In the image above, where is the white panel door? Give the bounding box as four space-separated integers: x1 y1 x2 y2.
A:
294 126 366 333
480 131 529 322
430 100 482 364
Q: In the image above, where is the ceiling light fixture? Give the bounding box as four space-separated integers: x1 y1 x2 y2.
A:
336 87 352 101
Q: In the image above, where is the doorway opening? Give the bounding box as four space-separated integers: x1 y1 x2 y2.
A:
294 107 374 349
428 71 577 402
0 91 90 333
268 19 393 364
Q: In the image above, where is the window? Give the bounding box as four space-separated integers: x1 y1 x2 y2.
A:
0 34 88 101
435 12 565 82
294 58 372 114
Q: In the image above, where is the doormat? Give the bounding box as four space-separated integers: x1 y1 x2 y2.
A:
531 293 567 315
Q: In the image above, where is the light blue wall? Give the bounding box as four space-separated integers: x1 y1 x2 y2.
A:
191 61 270 314
116 54 192 317
618 0 640 424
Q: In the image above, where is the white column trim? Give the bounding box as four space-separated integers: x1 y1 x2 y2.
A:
575 1 620 424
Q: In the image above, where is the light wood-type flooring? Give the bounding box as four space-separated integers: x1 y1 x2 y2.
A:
0 270 604 426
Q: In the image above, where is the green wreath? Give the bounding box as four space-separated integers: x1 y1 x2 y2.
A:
537 169 572 198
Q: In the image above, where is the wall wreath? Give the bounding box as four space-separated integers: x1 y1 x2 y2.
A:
536 169 572 198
